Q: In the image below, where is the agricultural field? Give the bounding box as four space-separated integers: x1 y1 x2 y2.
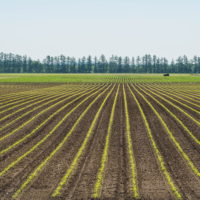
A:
0 74 199 200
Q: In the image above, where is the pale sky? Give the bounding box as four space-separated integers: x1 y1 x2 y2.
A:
0 0 199 60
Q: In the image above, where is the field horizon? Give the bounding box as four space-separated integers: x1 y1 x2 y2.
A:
0 73 200 83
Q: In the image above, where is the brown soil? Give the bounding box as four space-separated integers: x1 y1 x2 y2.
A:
0 83 199 200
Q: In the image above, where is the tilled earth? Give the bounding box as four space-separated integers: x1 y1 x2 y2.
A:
0 83 199 200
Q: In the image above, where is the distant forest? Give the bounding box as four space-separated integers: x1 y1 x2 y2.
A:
0 52 200 73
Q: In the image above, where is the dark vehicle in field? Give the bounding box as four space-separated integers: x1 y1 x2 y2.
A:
163 73 170 76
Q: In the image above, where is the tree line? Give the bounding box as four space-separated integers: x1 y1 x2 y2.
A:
0 52 200 73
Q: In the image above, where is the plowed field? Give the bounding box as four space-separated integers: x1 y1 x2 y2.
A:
0 82 199 200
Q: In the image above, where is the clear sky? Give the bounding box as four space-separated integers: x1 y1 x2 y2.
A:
0 0 199 60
